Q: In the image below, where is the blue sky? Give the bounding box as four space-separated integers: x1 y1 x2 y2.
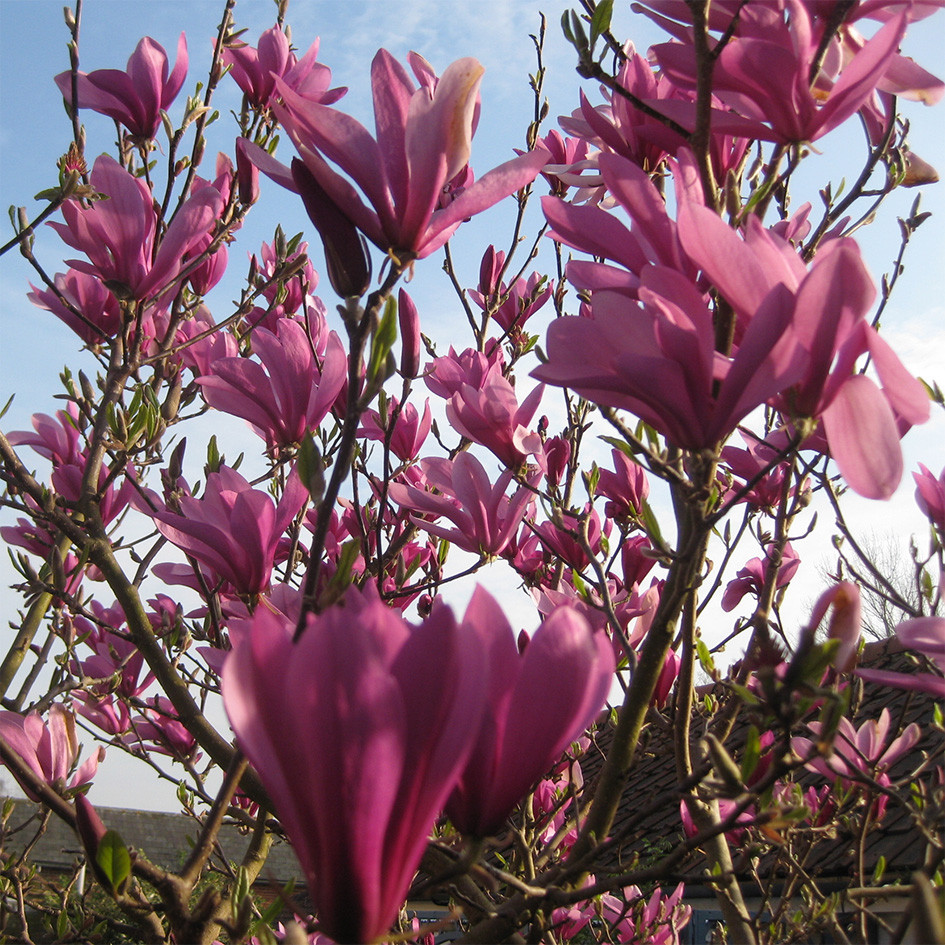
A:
1 1 943 809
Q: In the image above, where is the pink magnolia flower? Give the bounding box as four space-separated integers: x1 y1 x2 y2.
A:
533 260 805 450
677 204 929 498
535 504 607 572
653 4 909 144
251 239 320 321
7 402 83 466
27 269 123 344
397 288 422 379
446 369 544 469
424 341 504 399
652 648 680 708
223 28 345 110
800 581 862 672
48 155 223 303
197 320 347 454
469 246 552 336
794 708 920 784
914 463 945 532
138 466 307 596
445 588 614 837
357 397 432 463
561 45 672 173
174 304 239 377
596 447 650 522
73 692 131 737
535 129 593 197
720 432 794 512
857 616 945 697
55 34 188 140
532 766 583 856
250 50 548 259
222 584 487 944
124 696 200 761
388 452 535 558
680 797 755 845
0 705 104 801
543 435 571 487
69 601 154 702
541 152 698 299
721 543 801 613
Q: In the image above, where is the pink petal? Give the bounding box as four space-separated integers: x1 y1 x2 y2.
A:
821 375 902 499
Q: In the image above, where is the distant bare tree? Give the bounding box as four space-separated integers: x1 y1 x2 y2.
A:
821 529 936 639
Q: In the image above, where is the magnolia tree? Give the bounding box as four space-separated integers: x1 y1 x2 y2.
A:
0 0 944 942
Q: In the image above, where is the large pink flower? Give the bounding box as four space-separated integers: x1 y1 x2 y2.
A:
0 705 104 801
794 708 920 782
138 466 307 596
222 585 487 944
223 27 344 110
48 155 222 303
249 50 548 259
445 588 614 837
388 452 536 557
653 4 910 144
55 34 188 140
197 319 347 453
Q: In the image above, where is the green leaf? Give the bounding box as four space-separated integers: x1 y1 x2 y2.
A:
740 725 761 783
234 865 251 906
640 497 665 548
57 907 70 939
297 434 324 501
207 435 222 473
96 830 131 894
256 878 295 929
590 0 614 46
696 637 715 675
367 296 398 386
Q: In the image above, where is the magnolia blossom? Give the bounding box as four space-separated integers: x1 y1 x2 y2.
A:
137 466 307 596
446 369 544 469
28 269 123 344
914 463 945 532
48 155 223 303
721 543 801 613
223 27 344 110
7 402 83 466
794 708 920 785
800 581 862 673
198 320 347 453
222 585 487 944
596 448 650 522
653 5 911 144
388 453 535 558
424 342 504 399
469 246 551 335
857 616 945 697
249 50 548 259
55 34 188 140
445 588 614 837
0 705 104 801
357 397 432 463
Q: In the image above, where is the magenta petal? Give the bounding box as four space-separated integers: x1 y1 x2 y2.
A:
821 374 903 499
865 327 931 426
420 149 548 257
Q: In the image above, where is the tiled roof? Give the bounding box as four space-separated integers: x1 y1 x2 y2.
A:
579 639 944 883
1 801 304 885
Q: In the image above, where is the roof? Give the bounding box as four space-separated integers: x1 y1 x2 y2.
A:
1 801 304 886
579 639 944 884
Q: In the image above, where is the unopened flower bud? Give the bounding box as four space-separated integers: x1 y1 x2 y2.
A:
397 288 421 378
